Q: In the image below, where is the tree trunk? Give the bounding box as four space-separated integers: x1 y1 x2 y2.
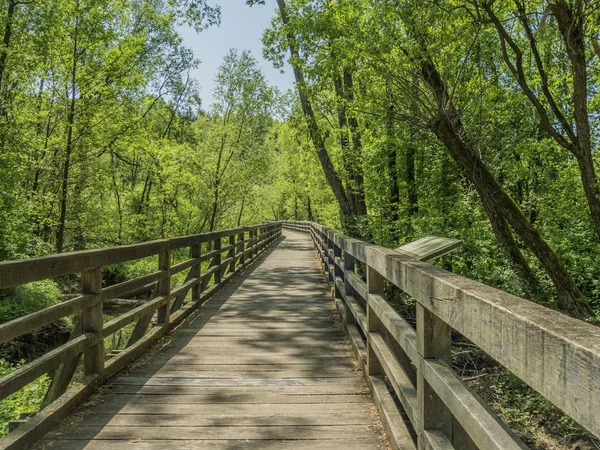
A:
276 0 352 220
237 198 245 227
307 196 314 222
209 135 225 233
406 145 417 217
480 192 543 301
419 56 592 318
342 69 367 217
0 0 16 103
294 196 298 220
384 86 400 242
56 19 79 253
551 0 600 241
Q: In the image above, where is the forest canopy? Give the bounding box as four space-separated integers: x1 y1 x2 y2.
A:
1 0 600 320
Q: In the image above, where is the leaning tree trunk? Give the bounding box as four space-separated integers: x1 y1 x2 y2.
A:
276 0 353 223
480 192 544 301
420 56 592 318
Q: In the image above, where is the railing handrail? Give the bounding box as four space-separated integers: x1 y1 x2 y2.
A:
0 222 282 449
281 220 600 449
0 224 274 289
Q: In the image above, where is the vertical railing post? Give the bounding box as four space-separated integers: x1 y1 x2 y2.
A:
321 227 327 265
366 265 384 377
343 250 356 327
416 304 452 448
333 236 343 304
228 234 236 274
258 226 263 253
191 241 200 302
82 267 105 379
327 230 334 283
252 228 257 259
157 240 170 325
214 238 222 284
238 230 246 266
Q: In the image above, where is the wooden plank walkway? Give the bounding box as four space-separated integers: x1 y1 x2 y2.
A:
34 230 387 449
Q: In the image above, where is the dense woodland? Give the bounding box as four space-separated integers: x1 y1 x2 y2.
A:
1 0 600 447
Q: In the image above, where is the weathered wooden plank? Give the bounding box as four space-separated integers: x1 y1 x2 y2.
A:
110 377 364 387
0 241 164 289
169 274 198 313
369 332 417 424
1 375 100 450
0 294 98 345
0 334 94 401
106 383 370 396
395 236 461 262
62 402 375 415
102 271 163 300
103 295 168 337
154 349 352 359
85 393 370 405
368 375 416 450
28 230 386 450
420 430 454 450
127 370 356 379
35 438 384 450
360 239 600 438
156 240 170 324
367 294 418 362
420 359 526 450
66 411 375 427
105 325 169 380
55 425 378 440
345 294 368 333
346 272 367 300
177 326 344 334
150 356 357 366
133 362 354 372
170 258 200 276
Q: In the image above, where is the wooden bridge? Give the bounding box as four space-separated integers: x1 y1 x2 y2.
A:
0 222 599 449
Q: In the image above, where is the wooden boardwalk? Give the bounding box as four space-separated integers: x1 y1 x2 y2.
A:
34 230 387 449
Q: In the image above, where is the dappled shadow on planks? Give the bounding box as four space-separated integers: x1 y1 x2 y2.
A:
33 231 386 450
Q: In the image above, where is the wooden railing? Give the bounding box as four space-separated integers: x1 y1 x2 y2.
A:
281 221 600 450
0 222 282 449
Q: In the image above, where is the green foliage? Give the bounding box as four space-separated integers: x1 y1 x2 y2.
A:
0 360 49 437
492 372 590 448
0 281 62 325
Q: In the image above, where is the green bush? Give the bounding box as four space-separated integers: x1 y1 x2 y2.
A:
0 280 61 325
0 359 49 437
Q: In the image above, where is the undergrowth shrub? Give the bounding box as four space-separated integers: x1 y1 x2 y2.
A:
0 360 49 437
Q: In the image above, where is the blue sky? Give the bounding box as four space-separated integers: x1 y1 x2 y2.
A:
177 2 295 109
